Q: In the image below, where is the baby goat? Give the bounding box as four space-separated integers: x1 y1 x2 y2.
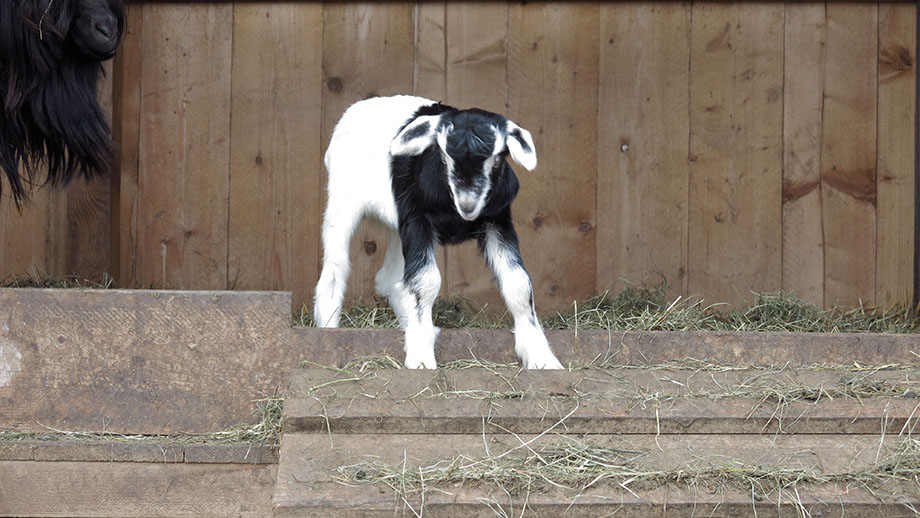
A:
314 95 563 370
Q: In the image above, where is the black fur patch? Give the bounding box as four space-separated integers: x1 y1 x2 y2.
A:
401 121 430 143
508 127 531 153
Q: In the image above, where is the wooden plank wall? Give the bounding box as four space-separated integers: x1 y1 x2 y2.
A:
1 2 916 312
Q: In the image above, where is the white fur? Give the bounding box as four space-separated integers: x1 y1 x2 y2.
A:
505 120 537 171
483 228 563 369
314 95 561 369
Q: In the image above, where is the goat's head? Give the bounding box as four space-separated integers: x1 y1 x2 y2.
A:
0 0 125 205
390 108 537 221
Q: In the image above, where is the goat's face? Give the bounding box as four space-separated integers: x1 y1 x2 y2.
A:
70 0 125 60
391 108 537 221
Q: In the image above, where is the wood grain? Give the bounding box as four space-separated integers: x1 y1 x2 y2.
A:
0 289 299 434
688 3 784 306
782 4 827 305
822 3 878 306
597 3 690 299
274 433 917 517
111 2 143 287
443 3 510 309
1 2 915 309
228 4 323 310
320 3 415 305
876 3 916 307
136 3 233 290
0 461 275 518
507 3 599 311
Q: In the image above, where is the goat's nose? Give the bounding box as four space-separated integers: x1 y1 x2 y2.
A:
94 14 117 42
458 199 477 214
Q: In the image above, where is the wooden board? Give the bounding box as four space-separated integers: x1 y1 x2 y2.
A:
442 4 510 309
227 3 324 310
321 3 415 306
822 3 879 306
111 2 143 286
688 3 784 306
0 440 276 464
876 3 916 307
507 3 599 311
0 460 275 518
136 3 233 290
275 433 917 518
782 4 827 306
295 325 920 369
0 289 300 434
284 368 920 435
597 3 691 300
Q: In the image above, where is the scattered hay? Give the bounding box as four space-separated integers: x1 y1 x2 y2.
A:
0 393 284 445
298 280 920 334
336 434 920 515
1 268 115 289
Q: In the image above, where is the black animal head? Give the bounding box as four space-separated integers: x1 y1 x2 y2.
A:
0 0 125 206
391 107 537 221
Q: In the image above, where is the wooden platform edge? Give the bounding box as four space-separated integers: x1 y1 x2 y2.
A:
0 440 279 464
295 326 920 367
0 460 276 518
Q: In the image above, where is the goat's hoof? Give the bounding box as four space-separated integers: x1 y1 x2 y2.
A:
525 355 564 370
404 356 438 369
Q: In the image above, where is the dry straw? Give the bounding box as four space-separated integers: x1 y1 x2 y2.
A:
297 279 919 334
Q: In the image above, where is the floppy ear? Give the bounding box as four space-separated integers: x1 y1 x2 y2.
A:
505 120 537 171
390 115 442 156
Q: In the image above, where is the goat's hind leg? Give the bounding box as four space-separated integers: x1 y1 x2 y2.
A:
481 221 563 369
375 227 411 326
313 206 363 328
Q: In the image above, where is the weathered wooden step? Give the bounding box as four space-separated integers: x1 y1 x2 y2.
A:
285 368 920 435
296 327 920 367
0 439 277 517
274 433 920 517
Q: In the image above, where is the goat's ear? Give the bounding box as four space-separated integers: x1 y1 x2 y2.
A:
391 115 442 156
504 120 537 171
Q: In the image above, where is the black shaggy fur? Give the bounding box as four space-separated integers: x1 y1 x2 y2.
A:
391 104 523 281
0 0 125 206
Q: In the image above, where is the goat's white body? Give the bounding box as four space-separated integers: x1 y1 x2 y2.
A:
315 95 562 370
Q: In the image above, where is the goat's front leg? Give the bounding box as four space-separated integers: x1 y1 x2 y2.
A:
480 217 563 369
392 219 441 369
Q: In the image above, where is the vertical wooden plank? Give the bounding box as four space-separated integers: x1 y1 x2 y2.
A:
0 186 65 280
782 4 826 306
441 3 510 308
413 2 451 297
228 3 323 309
415 2 447 101
64 60 114 282
111 2 143 288
508 3 599 311
597 3 690 299
877 3 916 307
321 3 415 305
822 3 878 306
688 3 784 306
136 3 233 289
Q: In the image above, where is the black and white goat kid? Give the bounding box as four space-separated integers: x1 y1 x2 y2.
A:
314 95 563 369
0 0 125 206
